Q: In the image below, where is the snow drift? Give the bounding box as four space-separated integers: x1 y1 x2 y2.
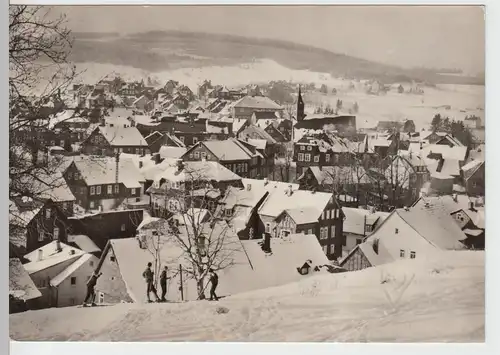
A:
10 250 484 342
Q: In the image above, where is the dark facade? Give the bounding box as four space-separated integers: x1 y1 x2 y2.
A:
81 128 150 157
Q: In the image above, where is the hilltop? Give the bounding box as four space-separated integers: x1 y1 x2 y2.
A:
68 30 484 85
10 250 484 342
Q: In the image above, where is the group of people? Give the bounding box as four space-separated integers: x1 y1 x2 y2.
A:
81 262 220 306
143 262 219 302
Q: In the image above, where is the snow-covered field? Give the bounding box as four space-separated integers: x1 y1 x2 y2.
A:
10 250 484 342
73 59 484 131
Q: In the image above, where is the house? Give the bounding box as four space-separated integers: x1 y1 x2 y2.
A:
408 143 469 164
81 126 149 157
434 134 464 147
94 222 329 303
181 139 262 178
22 241 99 308
133 95 154 112
164 80 179 95
144 131 165 154
232 96 283 119
158 146 187 160
68 209 144 251
63 155 146 212
147 160 243 215
295 115 357 136
9 258 42 311
9 198 70 254
461 160 485 196
412 194 485 249
257 187 344 260
341 208 389 255
340 206 467 272
376 121 403 132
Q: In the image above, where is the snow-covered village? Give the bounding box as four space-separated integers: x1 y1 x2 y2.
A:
9 5 486 342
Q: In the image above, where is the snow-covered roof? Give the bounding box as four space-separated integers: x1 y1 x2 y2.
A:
73 155 144 188
461 160 484 180
159 146 187 159
23 241 86 274
222 185 268 209
9 258 42 301
48 110 88 130
98 126 148 147
342 208 374 235
282 207 323 225
410 144 468 162
233 96 283 110
67 234 101 254
246 139 267 150
50 254 96 287
258 188 333 219
199 139 257 161
150 160 241 185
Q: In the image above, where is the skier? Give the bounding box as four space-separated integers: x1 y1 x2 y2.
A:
143 262 160 303
208 269 219 301
159 265 169 302
83 270 102 307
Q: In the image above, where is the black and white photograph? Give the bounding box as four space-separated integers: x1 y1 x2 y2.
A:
8 3 487 343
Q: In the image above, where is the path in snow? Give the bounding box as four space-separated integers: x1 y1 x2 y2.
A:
10 251 484 342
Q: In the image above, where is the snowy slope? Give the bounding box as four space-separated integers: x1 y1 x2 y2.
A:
10 251 484 342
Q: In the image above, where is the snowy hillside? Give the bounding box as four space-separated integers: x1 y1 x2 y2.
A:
10 250 484 342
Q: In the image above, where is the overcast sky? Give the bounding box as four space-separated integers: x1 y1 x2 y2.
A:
52 5 485 74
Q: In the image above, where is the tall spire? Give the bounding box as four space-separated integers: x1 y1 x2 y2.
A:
297 85 305 121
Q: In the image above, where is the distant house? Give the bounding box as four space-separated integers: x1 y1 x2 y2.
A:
257 187 344 260
376 121 403 132
182 139 262 178
22 241 99 308
295 115 357 136
340 208 389 255
170 94 190 110
340 206 467 272
133 95 154 112
461 160 485 196
63 156 146 212
9 198 70 254
81 126 149 157
232 96 283 120
164 80 179 95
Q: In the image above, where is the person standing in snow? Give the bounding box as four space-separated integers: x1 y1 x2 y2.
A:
208 269 219 301
159 265 169 302
83 270 102 306
143 262 159 303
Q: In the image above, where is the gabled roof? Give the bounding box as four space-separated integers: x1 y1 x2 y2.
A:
159 146 187 159
281 207 322 225
233 96 283 110
461 160 484 180
258 188 333 219
196 139 256 161
67 234 101 254
97 126 148 147
9 258 42 301
239 125 277 144
223 185 268 209
23 241 86 274
410 144 468 162
72 156 144 188
302 166 371 186
50 254 95 287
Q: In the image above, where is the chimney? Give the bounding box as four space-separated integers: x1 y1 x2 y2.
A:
286 184 293 196
139 161 143 169
37 249 43 261
176 159 184 171
69 249 76 255
469 201 475 211
420 141 423 150
246 184 252 191
55 240 62 253
452 193 458 202
263 178 269 186
154 153 161 165
115 152 120 183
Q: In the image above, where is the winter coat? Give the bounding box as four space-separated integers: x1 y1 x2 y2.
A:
209 273 219 286
160 270 167 284
143 267 154 283
87 274 99 288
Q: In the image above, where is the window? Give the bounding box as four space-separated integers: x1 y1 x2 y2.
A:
53 227 60 240
96 186 101 195
320 227 328 240
114 148 119 154
194 151 200 159
265 223 271 233
300 146 305 151
45 208 51 219
307 146 312 151
68 172 73 180
114 184 119 193
325 154 330 162
107 185 112 194
322 245 328 255
98 292 104 304
356 238 362 245
201 152 207 159
327 210 331 219
89 261 94 267
90 186 95 195
395 228 399 234
74 172 79 180
193 137 199 144
365 224 372 233
342 235 347 246
131 188 136 195
70 277 77 285
331 225 336 238
334 155 339 164
298 153 304 161
308 229 313 235
207 154 211 160
121 224 126 231
110 255 116 262
330 244 335 254
400 249 405 258
305 154 311 162
410 251 416 259
90 201 95 209
179 136 185 143
38 231 44 242
314 155 320 163
225 208 233 218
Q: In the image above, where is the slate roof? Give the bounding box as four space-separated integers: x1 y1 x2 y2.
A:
9 258 42 301
98 126 148 147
